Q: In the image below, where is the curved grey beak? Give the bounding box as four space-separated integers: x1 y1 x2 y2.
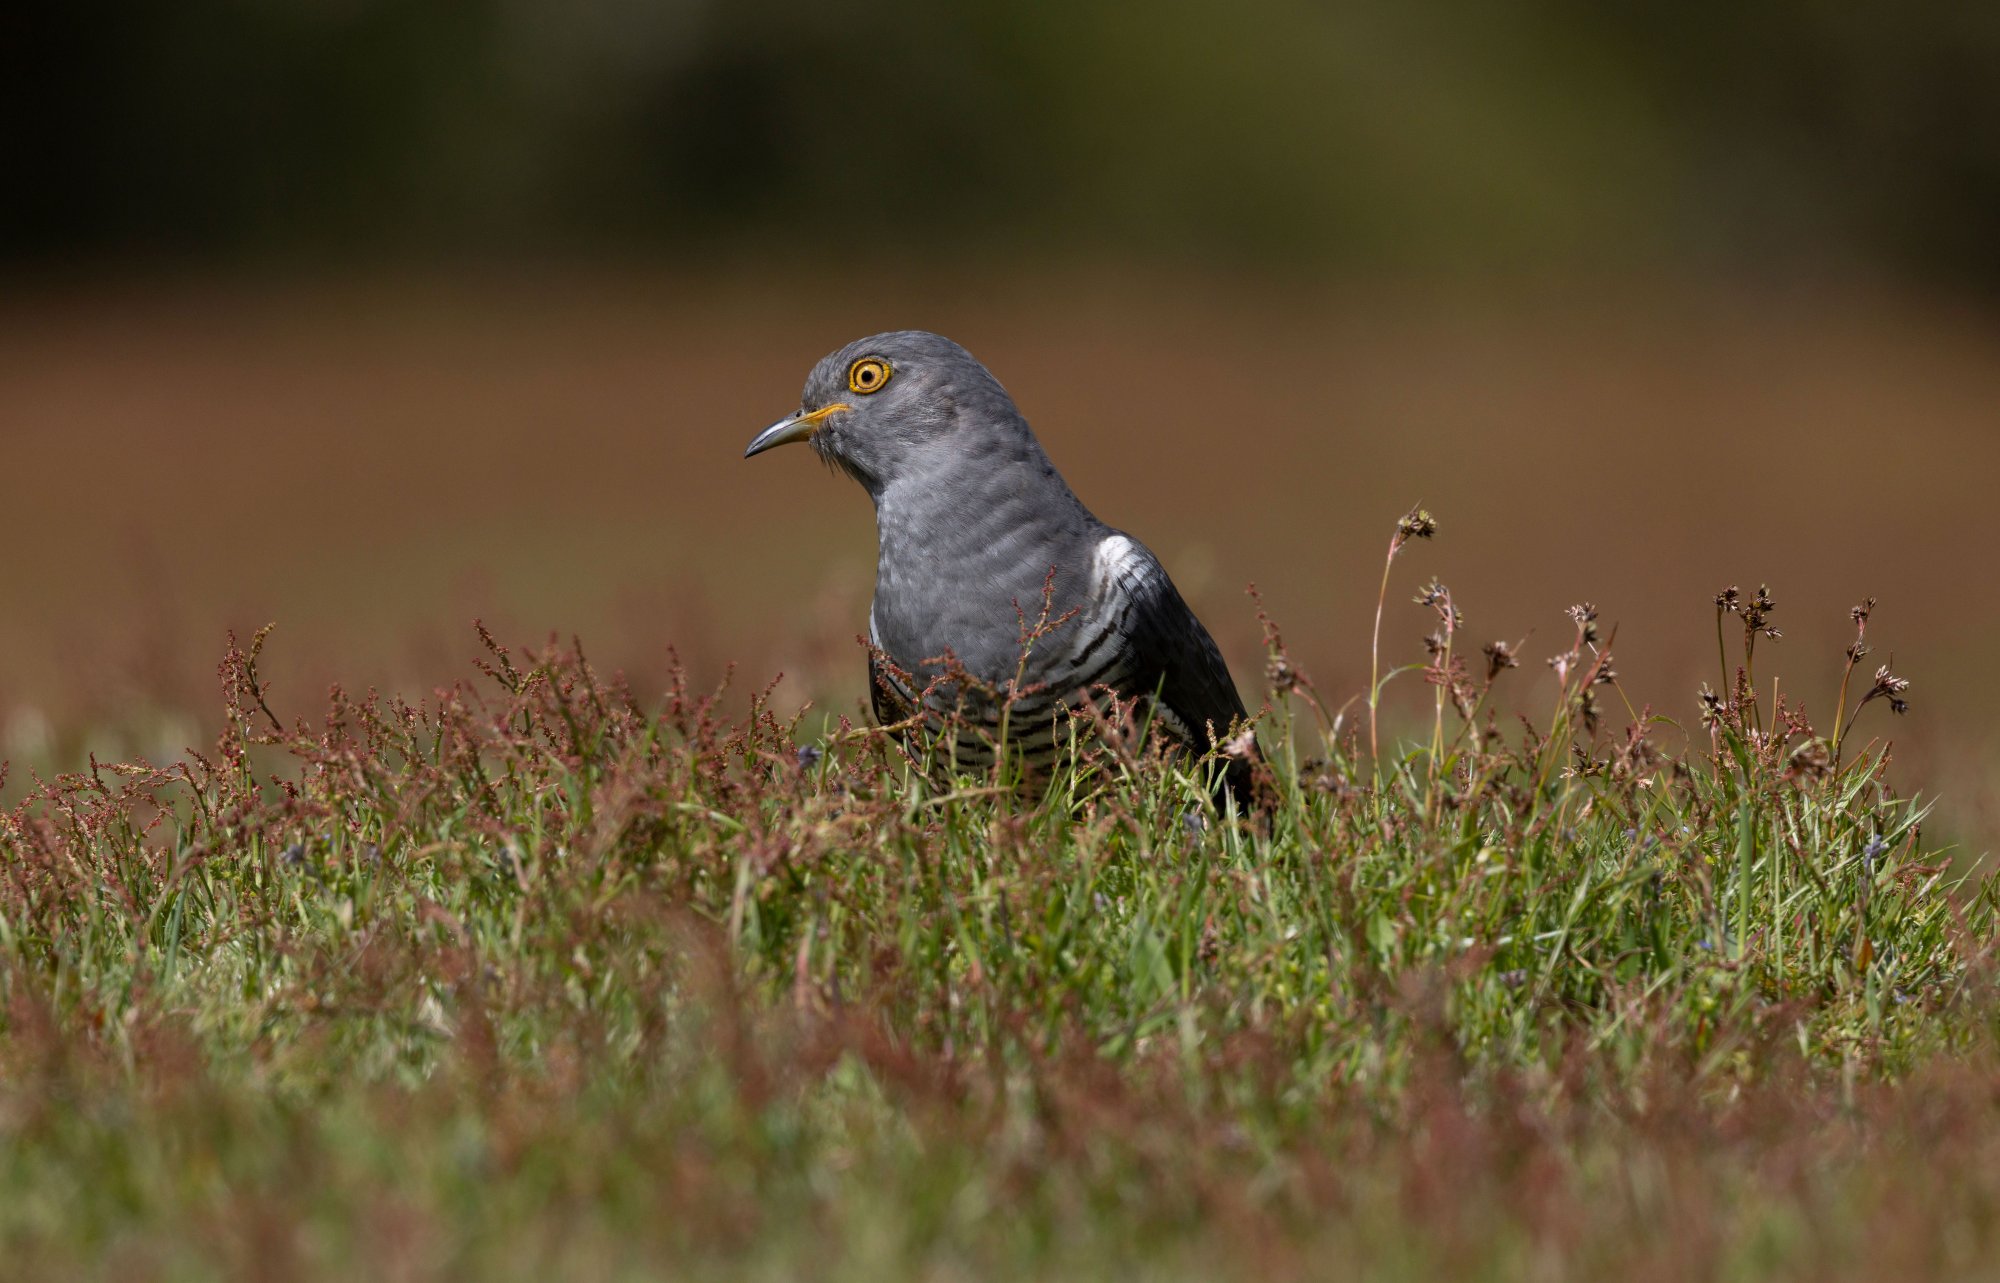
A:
744 403 848 459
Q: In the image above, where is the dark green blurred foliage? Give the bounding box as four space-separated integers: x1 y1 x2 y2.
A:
7 0 1998 281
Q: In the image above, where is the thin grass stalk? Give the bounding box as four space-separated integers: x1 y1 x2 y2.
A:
1830 658 1859 769
1716 604 1731 703
1736 799 1756 961
1368 541 1394 790
1371 506 1434 792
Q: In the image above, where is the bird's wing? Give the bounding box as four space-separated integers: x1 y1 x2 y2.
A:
1107 538 1248 752
1106 540 1258 809
868 645 918 729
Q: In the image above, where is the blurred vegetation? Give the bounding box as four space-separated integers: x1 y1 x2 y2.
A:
9 0 2000 283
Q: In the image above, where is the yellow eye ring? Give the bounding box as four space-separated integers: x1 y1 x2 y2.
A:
847 357 892 395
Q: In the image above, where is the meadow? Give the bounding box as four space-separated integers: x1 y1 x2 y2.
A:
4 493 1997 1280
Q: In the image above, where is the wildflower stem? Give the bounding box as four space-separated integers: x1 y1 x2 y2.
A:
1594 642 1640 727
1829 614 1878 772
1832 675 1856 763
1735 799 1756 960
1834 697 1872 761
1831 660 1856 768
1715 608 1730 705
1368 543 1394 788
1744 632 1762 734
1425 615 1453 818
1370 506 1435 790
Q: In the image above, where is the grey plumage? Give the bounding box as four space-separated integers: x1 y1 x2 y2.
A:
746 330 1249 795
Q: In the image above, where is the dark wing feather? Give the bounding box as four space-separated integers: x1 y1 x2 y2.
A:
868 646 918 729
1115 546 1255 804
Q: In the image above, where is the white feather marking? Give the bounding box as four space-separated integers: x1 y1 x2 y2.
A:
1092 533 1143 596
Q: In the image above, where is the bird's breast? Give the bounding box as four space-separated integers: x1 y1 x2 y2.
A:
874 523 1140 690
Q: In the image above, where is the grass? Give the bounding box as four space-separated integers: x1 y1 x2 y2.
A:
1 513 1997 1281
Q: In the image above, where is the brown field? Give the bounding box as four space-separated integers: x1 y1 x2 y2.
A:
4 268 1996 830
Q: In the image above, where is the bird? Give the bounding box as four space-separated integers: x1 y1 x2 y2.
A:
744 330 1252 803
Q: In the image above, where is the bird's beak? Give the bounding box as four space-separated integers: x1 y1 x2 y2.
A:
743 403 849 458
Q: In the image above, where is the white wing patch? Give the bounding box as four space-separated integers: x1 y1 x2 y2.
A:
1091 533 1145 598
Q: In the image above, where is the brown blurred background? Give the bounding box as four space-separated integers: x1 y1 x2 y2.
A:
3 2 1997 835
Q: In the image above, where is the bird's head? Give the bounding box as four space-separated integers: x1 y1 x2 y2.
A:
743 331 1021 495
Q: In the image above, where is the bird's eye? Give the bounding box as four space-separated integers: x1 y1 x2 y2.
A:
847 357 892 395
